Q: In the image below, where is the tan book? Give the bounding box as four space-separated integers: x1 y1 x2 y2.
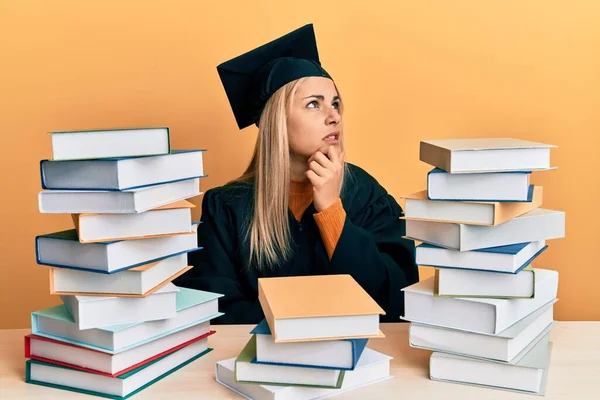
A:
420 138 557 173
402 186 543 226
258 274 385 343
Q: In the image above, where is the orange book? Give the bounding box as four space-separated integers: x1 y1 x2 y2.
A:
258 274 385 343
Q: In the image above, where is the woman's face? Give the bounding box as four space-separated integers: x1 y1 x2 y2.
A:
287 77 343 159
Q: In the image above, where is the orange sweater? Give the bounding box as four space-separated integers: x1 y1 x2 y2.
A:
289 180 346 260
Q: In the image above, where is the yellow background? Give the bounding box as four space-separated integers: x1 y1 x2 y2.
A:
1 1 598 328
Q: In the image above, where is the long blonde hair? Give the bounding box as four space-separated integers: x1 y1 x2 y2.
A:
232 78 346 270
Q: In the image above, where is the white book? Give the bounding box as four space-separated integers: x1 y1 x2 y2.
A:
36 225 198 274
38 177 201 214
409 299 556 362
430 334 552 395
31 287 223 353
73 200 194 243
27 322 212 375
216 348 392 400
427 168 532 201
416 241 547 273
49 254 189 296
419 138 557 173
61 283 179 330
49 127 170 161
436 267 536 298
401 269 558 334
26 338 210 398
41 150 205 190
405 208 565 251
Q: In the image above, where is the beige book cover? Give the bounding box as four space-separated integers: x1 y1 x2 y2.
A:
402 186 542 226
258 274 385 342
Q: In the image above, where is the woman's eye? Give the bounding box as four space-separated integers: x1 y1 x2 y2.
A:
332 101 340 110
307 100 318 108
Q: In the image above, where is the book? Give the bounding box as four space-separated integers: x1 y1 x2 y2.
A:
60 283 179 330
409 299 556 362
38 177 201 214
31 287 223 353
419 138 556 173
251 319 368 370
429 334 553 395
72 200 194 243
235 336 345 389
216 348 392 400
403 186 542 226
258 275 385 343
435 266 536 298
41 149 205 190
404 208 565 251
49 254 191 297
49 127 170 161
26 338 212 399
36 225 199 274
401 269 558 334
427 168 532 202
415 241 547 274
25 326 214 377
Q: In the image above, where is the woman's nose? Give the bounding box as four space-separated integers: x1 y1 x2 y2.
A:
325 107 341 125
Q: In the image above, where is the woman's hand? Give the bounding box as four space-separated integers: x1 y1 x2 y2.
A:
306 145 345 212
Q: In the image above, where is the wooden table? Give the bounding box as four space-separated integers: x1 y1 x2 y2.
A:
1 322 597 399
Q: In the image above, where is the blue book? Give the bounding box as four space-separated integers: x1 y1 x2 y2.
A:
249 319 368 371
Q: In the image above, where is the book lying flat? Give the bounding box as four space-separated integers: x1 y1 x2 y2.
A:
26 338 212 399
403 186 542 226
49 254 191 297
251 319 368 370
258 275 385 343
49 127 170 161
217 348 392 400
401 269 558 334
434 266 536 298
31 287 223 353
419 138 557 173
41 149 205 190
25 326 214 377
72 200 195 243
61 283 179 330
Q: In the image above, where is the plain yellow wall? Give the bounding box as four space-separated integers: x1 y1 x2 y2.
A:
1 1 599 328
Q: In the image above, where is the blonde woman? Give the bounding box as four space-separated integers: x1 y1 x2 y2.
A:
175 24 418 324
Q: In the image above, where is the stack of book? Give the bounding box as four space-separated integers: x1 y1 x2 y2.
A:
401 138 565 395
25 127 224 399
216 274 393 400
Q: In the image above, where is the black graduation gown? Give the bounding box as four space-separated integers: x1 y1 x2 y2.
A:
173 163 419 324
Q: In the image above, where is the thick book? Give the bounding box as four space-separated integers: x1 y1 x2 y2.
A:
38 177 201 214
26 339 212 399
415 241 547 274
429 334 553 395
258 275 385 343
49 254 191 297
419 138 557 173
427 168 532 201
36 225 199 274
403 186 542 226
72 200 194 243
409 299 556 362
217 348 391 400
434 266 536 298
401 269 558 334
235 336 345 389
49 127 170 161
250 319 368 370
41 149 205 190
25 327 215 377
31 287 223 353
405 208 565 251
60 283 179 330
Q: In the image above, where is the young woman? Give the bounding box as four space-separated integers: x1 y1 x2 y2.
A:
174 24 418 324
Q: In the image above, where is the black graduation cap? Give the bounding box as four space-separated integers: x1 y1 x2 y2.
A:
217 24 332 130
